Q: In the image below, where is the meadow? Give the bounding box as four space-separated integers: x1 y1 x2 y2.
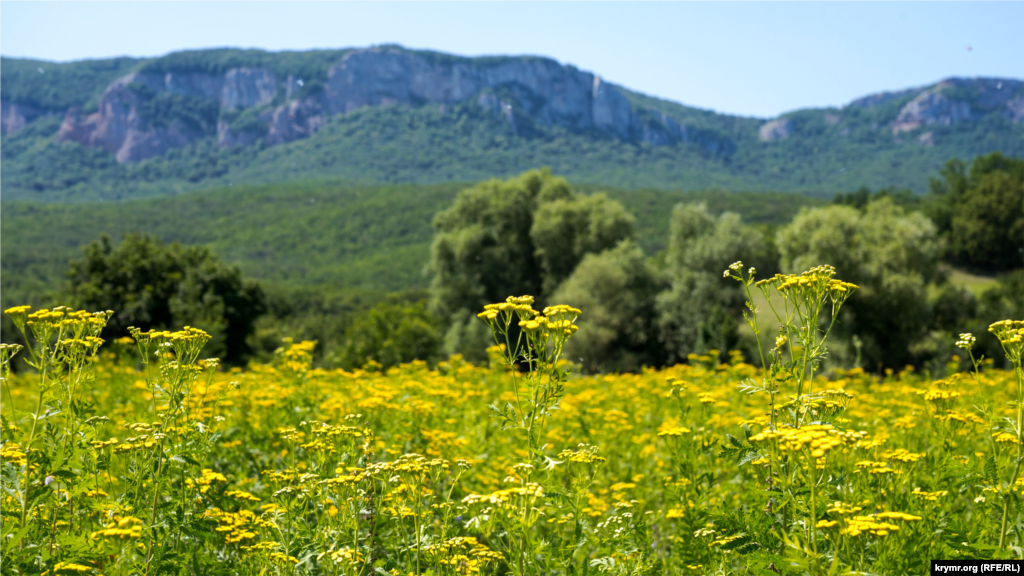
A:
2 264 1023 575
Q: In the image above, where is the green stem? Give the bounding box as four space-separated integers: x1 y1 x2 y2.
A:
3 374 17 419
998 365 1024 549
19 364 50 538
809 462 818 571
144 438 168 576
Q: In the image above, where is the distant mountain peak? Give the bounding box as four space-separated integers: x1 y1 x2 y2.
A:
1 47 1021 201
758 76 1023 141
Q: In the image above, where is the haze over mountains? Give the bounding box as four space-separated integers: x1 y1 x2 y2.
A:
1 45 1022 202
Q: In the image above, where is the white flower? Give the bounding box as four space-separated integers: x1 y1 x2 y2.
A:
955 333 976 350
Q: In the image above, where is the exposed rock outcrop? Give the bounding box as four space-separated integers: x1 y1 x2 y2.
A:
319 49 629 134
1 100 48 134
222 68 277 109
759 118 792 141
58 67 279 162
267 49 643 144
1004 98 1024 124
847 88 917 109
55 47 714 163
753 77 1024 144
42 47 1020 164
888 78 1022 133
265 97 327 145
58 78 201 163
891 91 972 134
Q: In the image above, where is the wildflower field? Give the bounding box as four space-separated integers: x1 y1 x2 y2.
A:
1 265 1023 575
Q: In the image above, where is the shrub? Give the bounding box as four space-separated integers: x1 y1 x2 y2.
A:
334 300 441 370
777 198 941 369
65 233 265 365
656 203 767 364
928 152 1024 272
428 168 634 358
551 240 663 373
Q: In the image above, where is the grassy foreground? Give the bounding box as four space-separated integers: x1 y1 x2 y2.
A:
2 306 1023 574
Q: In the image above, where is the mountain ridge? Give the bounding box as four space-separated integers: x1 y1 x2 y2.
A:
2 46 1021 201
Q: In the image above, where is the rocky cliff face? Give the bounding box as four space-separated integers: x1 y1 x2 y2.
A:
10 47 1019 162
758 118 792 141
1 101 49 133
53 48 700 163
57 67 278 162
890 78 1023 134
758 77 1023 144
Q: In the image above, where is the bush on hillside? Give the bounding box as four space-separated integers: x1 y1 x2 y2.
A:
777 198 941 369
551 240 663 373
656 203 771 365
928 152 1024 272
65 233 266 365
428 168 634 359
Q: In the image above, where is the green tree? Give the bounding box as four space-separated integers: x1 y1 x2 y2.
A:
777 198 941 369
550 240 663 373
833 186 918 211
531 194 636 294
427 168 634 359
928 152 1024 272
967 271 1024 369
66 233 266 365
334 299 441 370
926 158 969 233
978 272 1024 327
656 203 767 364
951 168 1024 271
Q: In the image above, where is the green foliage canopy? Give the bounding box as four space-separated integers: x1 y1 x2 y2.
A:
334 300 441 371
427 169 635 358
928 152 1024 272
531 193 636 294
777 198 942 369
66 233 266 365
656 203 767 364
551 240 663 373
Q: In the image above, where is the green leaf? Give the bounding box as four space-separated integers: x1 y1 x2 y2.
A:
985 455 999 485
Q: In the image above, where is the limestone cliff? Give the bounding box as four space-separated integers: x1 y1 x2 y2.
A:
891 78 1023 134
57 67 277 162
7 47 1017 162
758 77 1023 143
758 118 792 141
54 47 702 163
1 101 48 133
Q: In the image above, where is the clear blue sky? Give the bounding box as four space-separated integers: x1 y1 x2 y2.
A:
2 1 1021 118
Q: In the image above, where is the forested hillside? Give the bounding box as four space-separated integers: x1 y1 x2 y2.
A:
2 47 1021 201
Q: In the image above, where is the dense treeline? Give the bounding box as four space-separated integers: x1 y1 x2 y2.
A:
424 155 1020 373
0 178 820 369
1 154 1020 373
0 180 822 308
66 233 266 364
